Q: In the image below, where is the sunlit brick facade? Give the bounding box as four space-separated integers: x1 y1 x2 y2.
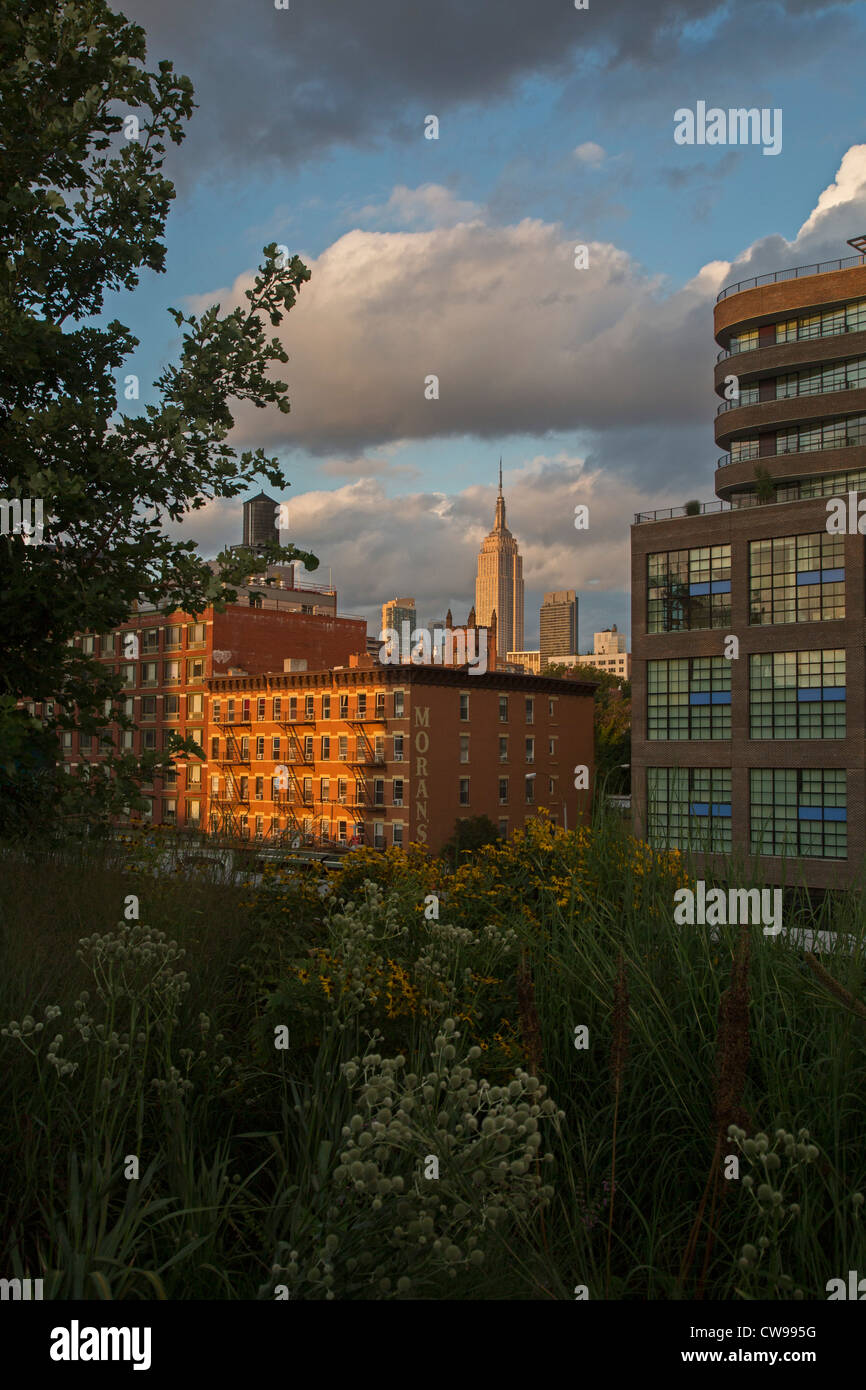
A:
204 663 595 851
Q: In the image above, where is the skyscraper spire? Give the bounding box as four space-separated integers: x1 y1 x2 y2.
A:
498 457 503 496
494 460 506 531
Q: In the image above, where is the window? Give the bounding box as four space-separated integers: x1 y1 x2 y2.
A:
648 546 732 633
459 777 470 806
321 776 330 802
374 821 385 850
212 699 221 723
187 763 202 787
338 779 347 804
164 695 180 719
340 693 349 718
393 778 404 806
121 730 134 751
749 650 845 739
187 799 201 825
374 735 384 762
256 736 265 760
321 694 330 719
239 776 249 800
187 693 204 718
211 736 220 759
338 820 347 842
121 664 136 688
140 696 157 721
525 774 535 804
647 767 732 853
141 629 159 654
187 622 206 648
242 698 251 722
499 696 508 722
499 737 508 763
141 662 158 687
373 778 385 806
210 774 220 795
239 815 249 838
525 697 534 724
548 698 556 718
459 693 469 721
100 633 115 657
163 798 177 823
460 735 470 763
357 692 367 717
227 698 236 723
498 818 508 838
751 768 846 859
162 764 176 786
548 737 556 755
272 736 281 759
303 776 312 803
394 734 404 762
142 730 156 751
749 533 845 625
321 735 331 760
164 626 181 649
394 690 405 717
525 737 535 763
648 658 731 740
549 777 556 796
256 697 266 720
304 735 313 760
305 694 314 719
338 736 348 761
241 736 250 759
255 815 264 839
393 822 404 848
376 692 386 716
81 635 94 655
499 777 509 804
61 731 72 750
255 776 264 801
289 697 297 720
273 696 282 720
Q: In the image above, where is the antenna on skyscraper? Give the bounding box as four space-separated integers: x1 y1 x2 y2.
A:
498 457 503 495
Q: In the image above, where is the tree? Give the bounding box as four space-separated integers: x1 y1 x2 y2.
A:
540 662 631 797
439 815 500 868
0 0 317 838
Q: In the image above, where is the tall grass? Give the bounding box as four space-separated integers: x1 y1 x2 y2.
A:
1 812 865 1299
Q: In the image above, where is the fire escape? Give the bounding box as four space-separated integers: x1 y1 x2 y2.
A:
348 702 388 847
211 708 252 838
277 707 316 844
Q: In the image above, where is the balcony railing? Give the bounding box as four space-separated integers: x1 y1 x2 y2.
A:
633 501 733 524
718 421 866 467
717 254 865 303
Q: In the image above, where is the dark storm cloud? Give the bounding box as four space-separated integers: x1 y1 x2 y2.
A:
117 0 858 179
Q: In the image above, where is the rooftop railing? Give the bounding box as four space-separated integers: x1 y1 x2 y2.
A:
633 500 733 524
716 255 865 303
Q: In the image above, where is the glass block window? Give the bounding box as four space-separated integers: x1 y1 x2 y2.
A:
750 769 846 859
648 658 731 740
749 533 845 625
749 650 845 738
648 546 731 632
647 767 732 852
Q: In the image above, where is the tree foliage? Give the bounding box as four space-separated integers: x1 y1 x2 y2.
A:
0 0 317 837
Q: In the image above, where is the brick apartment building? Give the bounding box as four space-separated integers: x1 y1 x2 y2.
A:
204 662 595 852
47 567 368 829
631 240 866 888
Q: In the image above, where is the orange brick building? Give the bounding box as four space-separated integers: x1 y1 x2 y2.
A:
47 576 368 828
204 661 596 851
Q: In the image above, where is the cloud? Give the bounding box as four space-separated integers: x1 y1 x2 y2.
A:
574 142 607 167
190 203 716 455
355 184 482 230
118 0 858 181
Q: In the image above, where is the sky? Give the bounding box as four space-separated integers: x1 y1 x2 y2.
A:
113 0 866 649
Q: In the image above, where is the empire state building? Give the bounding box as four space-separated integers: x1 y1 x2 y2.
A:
475 463 524 662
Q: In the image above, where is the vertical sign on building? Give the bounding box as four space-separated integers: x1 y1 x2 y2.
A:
414 706 429 843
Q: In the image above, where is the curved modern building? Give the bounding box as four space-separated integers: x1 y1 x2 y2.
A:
631 238 866 888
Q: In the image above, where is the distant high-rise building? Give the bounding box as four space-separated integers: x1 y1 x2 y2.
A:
243 491 279 550
507 649 541 675
540 590 578 669
475 462 524 661
381 597 416 636
584 626 630 679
